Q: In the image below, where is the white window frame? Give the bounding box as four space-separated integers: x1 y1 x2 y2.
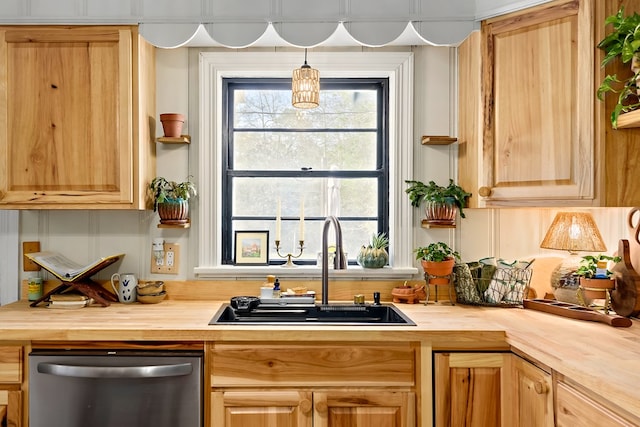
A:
194 51 417 279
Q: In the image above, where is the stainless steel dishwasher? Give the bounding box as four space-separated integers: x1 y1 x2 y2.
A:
29 349 203 427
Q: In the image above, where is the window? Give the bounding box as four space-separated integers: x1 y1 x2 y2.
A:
195 51 416 279
221 78 389 265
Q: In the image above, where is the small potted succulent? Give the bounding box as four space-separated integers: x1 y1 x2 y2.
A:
356 232 389 268
149 176 197 224
414 242 460 285
405 179 471 225
575 254 621 302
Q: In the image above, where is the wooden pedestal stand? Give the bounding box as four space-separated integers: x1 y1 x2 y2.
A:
25 252 124 308
29 280 118 307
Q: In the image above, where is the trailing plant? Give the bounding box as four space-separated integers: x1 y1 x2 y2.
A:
574 254 621 279
149 176 197 212
405 179 471 218
414 242 460 263
597 6 640 128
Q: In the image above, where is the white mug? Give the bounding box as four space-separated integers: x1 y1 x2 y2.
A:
110 273 137 303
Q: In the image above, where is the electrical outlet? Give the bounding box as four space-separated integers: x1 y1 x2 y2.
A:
151 243 180 274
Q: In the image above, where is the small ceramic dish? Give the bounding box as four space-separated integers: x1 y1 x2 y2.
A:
137 281 164 296
137 291 167 304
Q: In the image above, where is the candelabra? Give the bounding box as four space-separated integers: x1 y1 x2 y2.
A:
275 239 305 267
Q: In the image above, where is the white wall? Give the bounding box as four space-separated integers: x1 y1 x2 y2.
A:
9 45 637 302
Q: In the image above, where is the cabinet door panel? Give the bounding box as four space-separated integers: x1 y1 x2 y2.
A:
556 381 635 427
459 0 595 207
0 390 22 427
0 25 155 209
434 352 509 427
511 355 553 427
314 391 414 427
211 390 312 427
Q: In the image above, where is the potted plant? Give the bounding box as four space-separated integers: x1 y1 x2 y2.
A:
575 254 621 299
356 232 389 268
415 242 460 285
405 179 471 225
596 6 640 128
149 177 197 224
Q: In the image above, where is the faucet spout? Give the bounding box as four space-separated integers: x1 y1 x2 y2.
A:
321 216 347 305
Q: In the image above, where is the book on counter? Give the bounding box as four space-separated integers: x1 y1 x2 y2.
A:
24 251 124 283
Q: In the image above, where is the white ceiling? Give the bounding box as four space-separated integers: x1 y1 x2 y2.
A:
0 0 551 48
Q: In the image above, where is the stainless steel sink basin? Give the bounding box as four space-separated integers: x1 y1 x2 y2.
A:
209 303 416 326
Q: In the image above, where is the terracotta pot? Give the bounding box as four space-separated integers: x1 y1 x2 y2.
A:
157 198 189 224
579 277 615 300
160 113 185 138
424 199 457 226
422 258 455 285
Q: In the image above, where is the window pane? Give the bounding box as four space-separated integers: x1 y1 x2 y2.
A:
234 89 378 129
232 177 378 218
233 132 377 170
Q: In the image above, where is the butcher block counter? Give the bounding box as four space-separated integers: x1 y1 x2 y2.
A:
1 300 639 426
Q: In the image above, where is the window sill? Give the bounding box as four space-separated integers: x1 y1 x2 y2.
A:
194 265 419 280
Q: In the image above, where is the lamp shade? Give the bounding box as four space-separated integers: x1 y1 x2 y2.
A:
292 49 319 109
540 212 607 254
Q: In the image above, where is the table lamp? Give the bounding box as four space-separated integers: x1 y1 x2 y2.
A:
540 212 607 293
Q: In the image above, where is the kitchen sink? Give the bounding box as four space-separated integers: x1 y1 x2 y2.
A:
209 303 416 326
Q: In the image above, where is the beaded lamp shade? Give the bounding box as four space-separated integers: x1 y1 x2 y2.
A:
292 49 319 109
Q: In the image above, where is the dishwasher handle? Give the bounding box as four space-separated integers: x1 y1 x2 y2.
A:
37 362 193 379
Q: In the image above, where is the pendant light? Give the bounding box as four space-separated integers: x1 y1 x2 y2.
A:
292 48 320 109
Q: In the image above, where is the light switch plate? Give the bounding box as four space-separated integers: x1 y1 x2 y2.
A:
151 243 180 274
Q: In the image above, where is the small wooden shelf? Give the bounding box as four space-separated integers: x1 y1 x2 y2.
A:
157 219 191 229
421 219 456 229
156 135 191 144
421 136 457 145
615 110 640 129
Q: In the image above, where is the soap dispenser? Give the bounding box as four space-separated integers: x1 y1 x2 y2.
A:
273 278 281 298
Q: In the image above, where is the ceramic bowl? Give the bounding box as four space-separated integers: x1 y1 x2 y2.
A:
137 281 164 296
137 291 167 304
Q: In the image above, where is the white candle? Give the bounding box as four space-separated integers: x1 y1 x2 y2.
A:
299 197 305 241
276 199 281 242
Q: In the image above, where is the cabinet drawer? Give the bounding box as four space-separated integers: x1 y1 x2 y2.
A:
0 346 22 383
556 381 635 427
210 342 415 387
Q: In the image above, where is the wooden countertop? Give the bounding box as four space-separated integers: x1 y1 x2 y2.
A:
1 300 639 421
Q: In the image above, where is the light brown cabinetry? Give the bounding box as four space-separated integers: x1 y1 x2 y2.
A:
0 346 23 427
433 352 511 426
459 0 594 207
0 25 155 209
555 379 637 427
511 355 553 427
459 0 640 207
209 342 416 427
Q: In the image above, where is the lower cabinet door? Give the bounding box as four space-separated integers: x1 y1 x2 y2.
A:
511 355 553 427
313 391 415 427
556 381 636 427
434 352 510 427
0 389 22 427
211 390 313 427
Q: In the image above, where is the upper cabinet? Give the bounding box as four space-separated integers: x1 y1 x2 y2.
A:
459 0 595 208
0 25 156 209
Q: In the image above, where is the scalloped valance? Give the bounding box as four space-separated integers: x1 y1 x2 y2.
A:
0 0 551 48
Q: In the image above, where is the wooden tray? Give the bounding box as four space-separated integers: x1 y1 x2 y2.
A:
523 299 632 327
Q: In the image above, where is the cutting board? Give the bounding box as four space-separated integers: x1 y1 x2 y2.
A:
627 207 640 273
611 239 640 318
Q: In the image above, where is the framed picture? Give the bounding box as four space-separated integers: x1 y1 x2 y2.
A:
234 230 269 265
